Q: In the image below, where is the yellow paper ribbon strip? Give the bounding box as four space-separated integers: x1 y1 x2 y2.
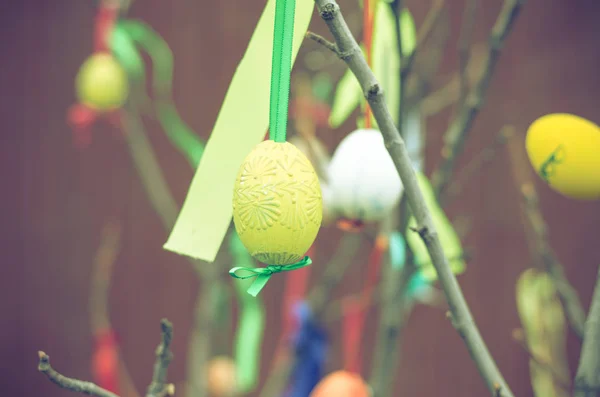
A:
163 0 314 261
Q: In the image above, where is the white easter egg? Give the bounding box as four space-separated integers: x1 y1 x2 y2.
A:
326 129 403 222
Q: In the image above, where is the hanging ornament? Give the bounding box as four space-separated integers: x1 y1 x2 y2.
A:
309 370 371 397
526 113 600 200
68 1 126 149
326 129 403 223
229 0 322 297
206 356 238 397
75 53 129 111
231 141 322 285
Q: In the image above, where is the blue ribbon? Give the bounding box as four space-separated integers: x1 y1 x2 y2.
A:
284 301 328 397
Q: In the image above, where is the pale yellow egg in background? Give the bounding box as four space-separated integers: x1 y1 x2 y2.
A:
206 356 237 397
232 140 323 265
525 113 600 200
75 53 129 111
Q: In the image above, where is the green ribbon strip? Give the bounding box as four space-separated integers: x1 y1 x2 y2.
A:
268 0 296 142
229 231 266 393
116 19 205 167
230 256 312 297
110 24 151 113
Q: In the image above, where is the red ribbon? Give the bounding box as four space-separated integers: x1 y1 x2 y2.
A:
94 4 119 53
272 245 315 366
91 328 120 394
342 234 388 374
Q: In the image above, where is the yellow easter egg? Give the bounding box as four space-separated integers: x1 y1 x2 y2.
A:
232 140 323 265
75 53 129 111
526 113 600 200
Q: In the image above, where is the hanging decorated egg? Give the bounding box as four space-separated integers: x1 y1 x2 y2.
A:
207 356 237 397
526 113 600 200
232 140 323 265
326 129 403 222
288 135 335 225
75 53 129 111
309 370 371 397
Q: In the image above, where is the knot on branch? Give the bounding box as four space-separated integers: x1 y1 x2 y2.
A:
409 225 434 245
38 351 51 372
319 3 337 20
384 138 403 151
366 84 381 100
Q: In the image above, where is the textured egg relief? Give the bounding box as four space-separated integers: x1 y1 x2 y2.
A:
233 141 323 264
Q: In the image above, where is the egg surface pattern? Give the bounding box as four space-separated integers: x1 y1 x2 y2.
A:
233 140 322 265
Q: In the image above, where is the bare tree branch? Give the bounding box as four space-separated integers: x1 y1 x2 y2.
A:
369 257 416 397
312 1 515 395
404 3 449 109
521 186 586 339
38 351 120 397
121 107 208 280
403 0 446 78
185 264 222 397
306 31 340 56
122 107 215 397
146 319 175 397
432 0 525 197
443 125 514 205
574 266 600 396
505 128 586 340
456 0 477 109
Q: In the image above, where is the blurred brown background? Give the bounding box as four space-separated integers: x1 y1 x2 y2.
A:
4 0 600 396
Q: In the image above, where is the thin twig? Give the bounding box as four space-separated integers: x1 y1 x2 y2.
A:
306 31 340 56
38 351 120 397
511 328 572 392
456 0 477 109
443 125 514 205
522 186 586 339
313 1 514 395
259 232 364 397
146 319 175 397
432 0 525 197
403 0 445 78
404 2 449 109
370 4 411 380
185 264 221 397
122 107 214 396
574 266 600 396
89 219 122 334
121 107 207 280
88 219 142 397
394 0 406 137
505 130 586 340
369 258 416 397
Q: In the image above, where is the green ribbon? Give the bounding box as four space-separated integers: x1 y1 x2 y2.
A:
229 256 312 297
268 0 296 143
116 19 205 167
229 231 265 393
110 24 151 113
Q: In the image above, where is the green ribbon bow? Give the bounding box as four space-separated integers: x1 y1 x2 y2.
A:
229 256 312 297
